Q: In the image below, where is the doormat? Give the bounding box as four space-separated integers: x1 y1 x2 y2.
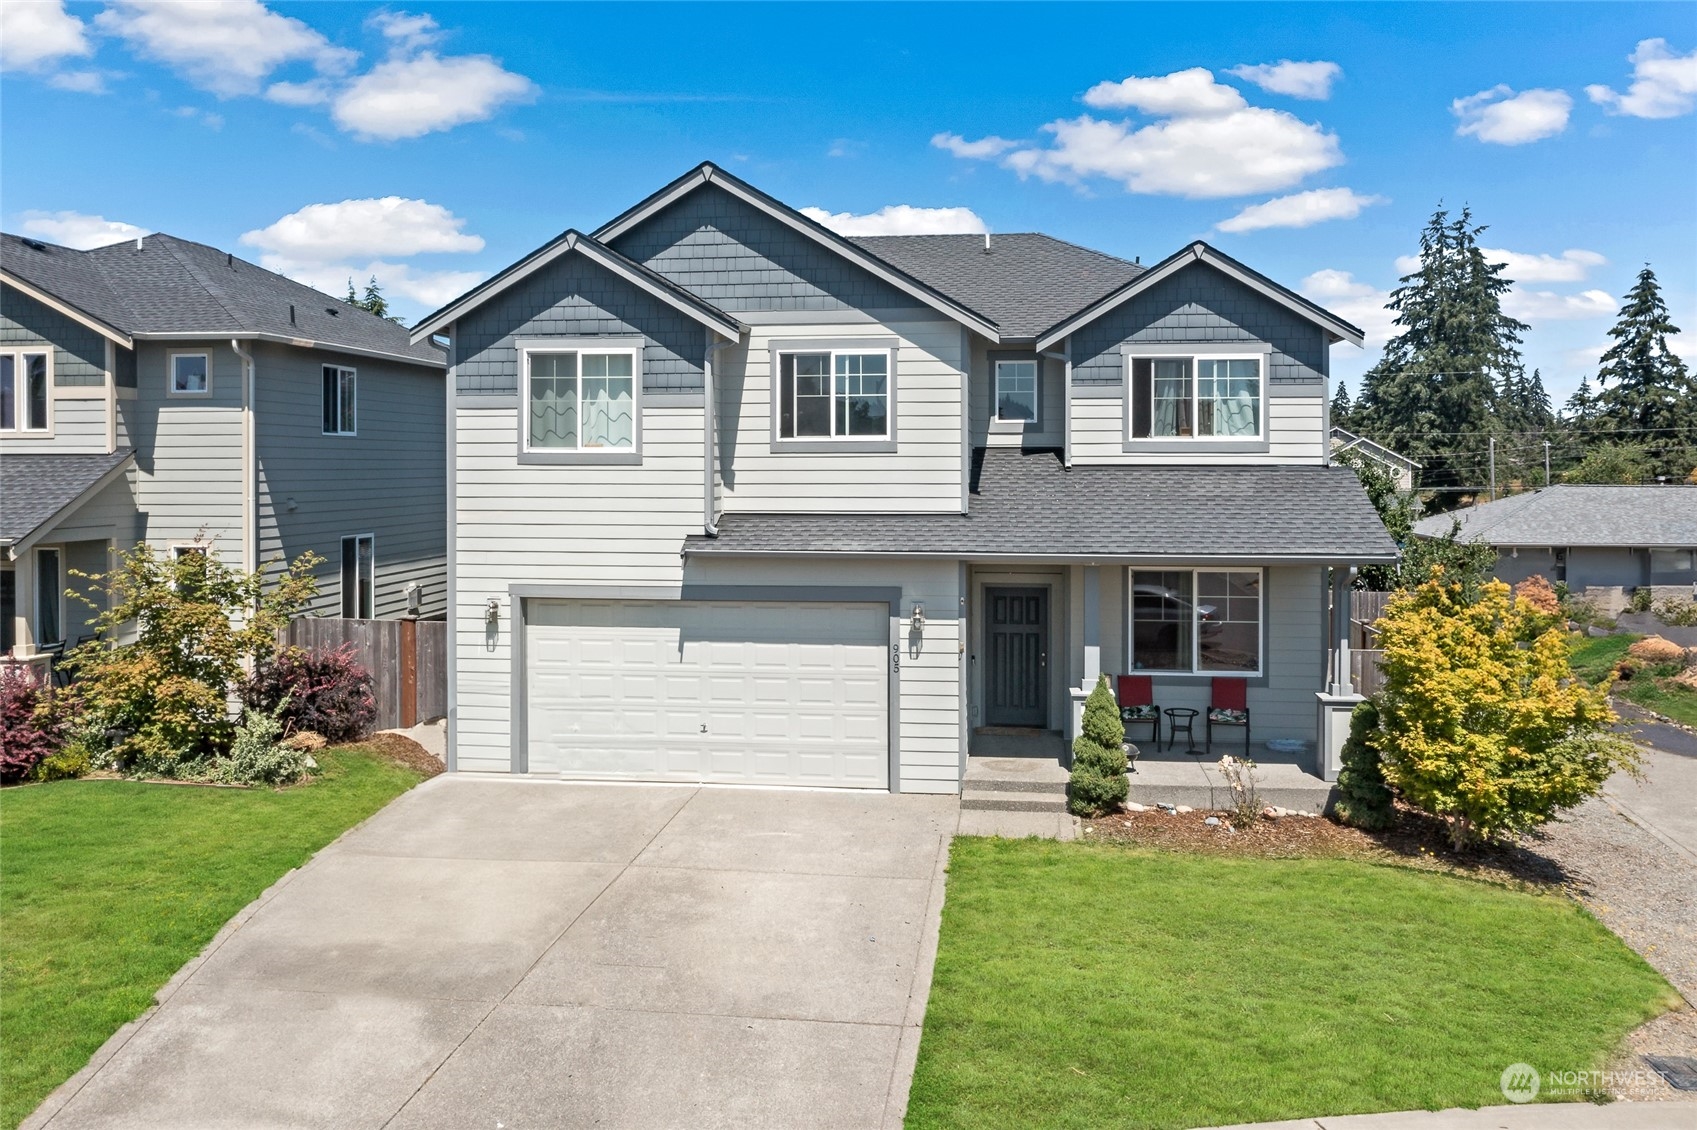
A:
1643 1054 1697 1092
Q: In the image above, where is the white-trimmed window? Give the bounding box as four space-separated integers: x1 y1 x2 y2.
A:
340 535 374 619
1129 569 1261 675
169 352 210 397
322 365 357 435
1129 355 1262 439
35 547 63 647
0 350 50 431
525 347 637 451
994 359 1039 423
777 349 892 439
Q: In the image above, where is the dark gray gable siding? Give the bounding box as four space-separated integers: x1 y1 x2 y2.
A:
454 252 704 395
114 345 137 388
608 184 914 313
0 284 106 387
1070 263 1326 388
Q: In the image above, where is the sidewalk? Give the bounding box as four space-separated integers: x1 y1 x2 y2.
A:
1206 1099 1697 1128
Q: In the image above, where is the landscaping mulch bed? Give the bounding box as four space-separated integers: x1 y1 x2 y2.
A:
355 732 444 779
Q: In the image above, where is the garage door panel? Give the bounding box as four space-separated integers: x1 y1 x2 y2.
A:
526 599 889 788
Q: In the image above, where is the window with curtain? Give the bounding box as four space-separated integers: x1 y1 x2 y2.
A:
1196 359 1260 437
526 349 635 451
1131 355 1262 440
1 352 50 431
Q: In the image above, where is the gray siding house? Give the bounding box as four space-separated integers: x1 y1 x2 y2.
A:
415 163 1394 793
1 232 447 659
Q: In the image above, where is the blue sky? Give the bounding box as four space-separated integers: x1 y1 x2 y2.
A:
3 2 1693 403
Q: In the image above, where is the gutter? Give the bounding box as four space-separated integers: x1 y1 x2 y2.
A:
232 339 256 574
678 547 1402 566
132 332 445 370
703 337 737 535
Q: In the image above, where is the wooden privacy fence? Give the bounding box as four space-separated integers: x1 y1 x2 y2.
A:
279 617 447 730
1351 648 1387 698
1350 590 1394 649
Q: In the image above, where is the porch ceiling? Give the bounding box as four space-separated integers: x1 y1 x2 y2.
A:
685 448 1399 564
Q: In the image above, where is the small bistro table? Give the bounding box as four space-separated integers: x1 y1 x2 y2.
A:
1163 707 1201 754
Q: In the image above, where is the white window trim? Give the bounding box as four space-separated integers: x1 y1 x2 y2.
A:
769 340 899 452
1126 567 1264 678
166 350 212 398
1120 345 1271 452
0 347 54 434
993 357 1042 426
322 364 357 436
518 338 644 464
340 533 375 619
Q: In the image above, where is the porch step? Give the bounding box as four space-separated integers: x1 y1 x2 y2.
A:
969 729 1067 759
962 756 1070 813
960 787 1068 813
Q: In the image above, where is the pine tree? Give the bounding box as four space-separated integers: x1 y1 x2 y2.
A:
1331 381 1354 429
1564 376 1597 423
359 276 390 319
1592 266 1694 435
344 277 359 306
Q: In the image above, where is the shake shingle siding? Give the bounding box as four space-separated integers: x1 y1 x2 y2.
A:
455 254 704 395
610 184 914 313
1 284 106 386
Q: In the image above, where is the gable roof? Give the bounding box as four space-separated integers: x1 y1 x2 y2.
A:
1 449 135 556
409 229 746 343
847 233 1144 340
2 232 443 367
1412 484 1697 548
590 162 1002 339
1034 240 1365 352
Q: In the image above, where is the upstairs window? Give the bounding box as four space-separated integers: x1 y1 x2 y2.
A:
322 365 357 435
777 350 891 439
994 359 1039 423
525 348 636 451
1129 355 1261 439
169 352 210 396
0 351 49 431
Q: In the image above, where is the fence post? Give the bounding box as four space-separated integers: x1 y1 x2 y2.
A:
400 616 418 729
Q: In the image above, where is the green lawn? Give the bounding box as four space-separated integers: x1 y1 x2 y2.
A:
1570 632 1697 727
0 748 425 1129
907 838 1678 1130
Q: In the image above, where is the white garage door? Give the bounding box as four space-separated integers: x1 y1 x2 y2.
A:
525 599 890 788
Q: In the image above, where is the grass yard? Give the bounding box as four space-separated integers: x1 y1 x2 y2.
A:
907 837 1678 1130
1570 632 1697 727
0 748 426 1129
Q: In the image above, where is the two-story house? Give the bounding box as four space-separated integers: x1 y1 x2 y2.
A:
414 163 1395 793
1 232 447 660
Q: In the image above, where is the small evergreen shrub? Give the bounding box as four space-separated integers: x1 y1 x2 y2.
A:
1 667 65 784
1333 700 1395 831
207 708 312 787
241 645 376 743
1068 674 1128 816
30 738 94 782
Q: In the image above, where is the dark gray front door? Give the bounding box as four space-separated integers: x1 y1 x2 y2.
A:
985 586 1047 727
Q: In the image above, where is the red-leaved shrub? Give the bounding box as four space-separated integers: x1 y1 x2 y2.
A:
1 665 66 783
239 645 376 743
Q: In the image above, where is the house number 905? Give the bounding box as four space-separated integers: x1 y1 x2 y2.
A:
891 646 900 673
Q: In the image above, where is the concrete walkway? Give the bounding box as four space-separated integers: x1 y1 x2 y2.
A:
1208 1100 1696 1128
26 779 958 1130
1611 704 1697 862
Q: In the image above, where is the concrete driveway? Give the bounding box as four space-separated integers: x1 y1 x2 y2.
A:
27 779 959 1130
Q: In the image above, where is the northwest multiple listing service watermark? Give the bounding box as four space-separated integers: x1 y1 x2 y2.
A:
1500 1061 1667 1102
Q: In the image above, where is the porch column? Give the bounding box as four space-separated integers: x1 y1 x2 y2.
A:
1315 565 1364 783
1329 566 1354 696
1082 565 1101 686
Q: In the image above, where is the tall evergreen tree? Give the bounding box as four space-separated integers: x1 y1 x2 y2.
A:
359 276 390 319
1355 207 1528 492
1331 380 1354 429
1592 266 1694 434
344 277 359 306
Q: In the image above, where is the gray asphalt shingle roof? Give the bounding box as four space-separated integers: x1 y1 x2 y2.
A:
0 449 134 546
2 232 443 365
687 448 1397 561
848 233 1144 340
1413 485 1697 548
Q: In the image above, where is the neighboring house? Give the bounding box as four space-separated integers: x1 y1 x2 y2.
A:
1330 425 1420 491
1413 484 1697 613
0 232 447 660
414 162 1395 792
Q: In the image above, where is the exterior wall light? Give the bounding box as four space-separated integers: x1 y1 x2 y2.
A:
484 598 501 626
910 603 925 630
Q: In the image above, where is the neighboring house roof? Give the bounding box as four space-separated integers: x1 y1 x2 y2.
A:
1034 241 1365 351
847 233 1144 341
0 449 134 556
1412 485 1697 548
1 232 443 367
685 448 1397 563
1330 426 1421 471
410 229 746 342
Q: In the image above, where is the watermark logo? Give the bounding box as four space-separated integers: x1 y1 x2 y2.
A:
1500 1063 1540 1103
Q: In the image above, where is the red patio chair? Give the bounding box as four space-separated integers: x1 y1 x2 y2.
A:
1116 675 1161 748
1207 678 1251 755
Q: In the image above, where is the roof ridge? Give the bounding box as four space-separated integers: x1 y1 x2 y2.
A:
151 233 255 332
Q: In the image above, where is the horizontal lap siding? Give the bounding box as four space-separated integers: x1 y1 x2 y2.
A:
0 396 109 454
1072 393 1325 463
129 343 243 559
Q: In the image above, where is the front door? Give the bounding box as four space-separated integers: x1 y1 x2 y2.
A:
985 586 1048 727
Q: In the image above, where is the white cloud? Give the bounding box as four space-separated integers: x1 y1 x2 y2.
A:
799 204 988 237
270 258 483 310
367 10 441 53
1301 269 1396 349
240 197 484 261
265 78 332 106
48 69 108 93
1480 247 1606 283
1452 85 1572 144
1227 60 1341 100
1083 66 1246 115
94 0 356 98
1503 288 1617 322
330 52 537 140
1587 38 1697 119
1216 187 1386 233
17 210 150 250
931 132 1018 159
827 138 867 159
0 0 90 71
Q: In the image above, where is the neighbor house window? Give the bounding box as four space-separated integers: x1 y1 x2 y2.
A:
322 365 356 435
0 351 50 431
35 548 62 647
1129 569 1261 675
1129 356 1261 439
169 352 210 396
994 359 1039 423
777 349 891 439
340 535 374 619
525 348 636 451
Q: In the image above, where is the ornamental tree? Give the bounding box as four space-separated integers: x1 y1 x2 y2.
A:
1068 674 1128 816
1371 571 1637 849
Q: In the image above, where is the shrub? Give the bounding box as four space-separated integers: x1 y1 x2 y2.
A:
1513 575 1560 616
1629 587 1654 613
1628 636 1686 664
206 708 311 787
0 667 65 784
1653 599 1697 628
1217 756 1262 824
1373 574 1640 850
1333 700 1395 831
1068 674 1128 816
240 645 376 744
30 741 93 782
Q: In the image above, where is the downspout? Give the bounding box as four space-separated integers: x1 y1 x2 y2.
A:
232 339 256 574
1041 343 1069 469
704 337 736 535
